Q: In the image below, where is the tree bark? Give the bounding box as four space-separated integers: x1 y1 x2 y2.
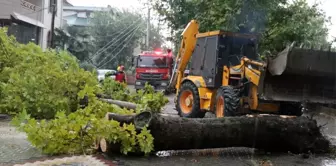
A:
96 93 111 99
99 98 137 110
105 112 330 154
105 112 136 127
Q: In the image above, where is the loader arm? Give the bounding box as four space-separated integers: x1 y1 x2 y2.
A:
168 20 199 91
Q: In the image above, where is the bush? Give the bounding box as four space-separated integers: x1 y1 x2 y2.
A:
0 28 98 119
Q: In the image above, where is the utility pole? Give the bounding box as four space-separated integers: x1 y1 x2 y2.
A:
146 1 150 50
50 0 57 48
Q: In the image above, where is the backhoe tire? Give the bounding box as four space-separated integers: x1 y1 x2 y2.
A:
279 102 303 116
176 81 205 118
214 86 240 117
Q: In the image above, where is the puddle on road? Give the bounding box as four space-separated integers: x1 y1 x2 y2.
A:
322 159 336 166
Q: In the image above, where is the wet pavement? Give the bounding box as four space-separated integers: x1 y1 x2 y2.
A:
114 154 336 166
0 86 336 165
0 120 45 164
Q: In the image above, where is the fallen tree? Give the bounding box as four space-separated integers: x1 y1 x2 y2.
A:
103 112 330 154
99 98 137 110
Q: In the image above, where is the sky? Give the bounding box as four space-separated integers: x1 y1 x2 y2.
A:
68 0 336 42
67 0 142 10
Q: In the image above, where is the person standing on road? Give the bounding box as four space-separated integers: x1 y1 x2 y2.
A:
115 65 127 84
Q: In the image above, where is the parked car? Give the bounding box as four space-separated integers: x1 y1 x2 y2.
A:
97 69 116 82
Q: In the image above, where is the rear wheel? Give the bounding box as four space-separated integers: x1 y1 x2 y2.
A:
214 86 240 117
176 81 205 118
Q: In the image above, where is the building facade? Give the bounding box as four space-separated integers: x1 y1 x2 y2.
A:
62 2 107 27
0 0 63 50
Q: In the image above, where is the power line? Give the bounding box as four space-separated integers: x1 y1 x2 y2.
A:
96 25 141 67
92 18 142 58
98 26 140 68
90 20 142 62
93 23 141 60
95 27 139 64
89 18 142 61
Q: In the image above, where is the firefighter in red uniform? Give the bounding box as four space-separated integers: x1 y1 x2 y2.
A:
115 65 126 83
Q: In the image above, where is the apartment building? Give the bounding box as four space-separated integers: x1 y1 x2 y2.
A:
0 0 63 50
62 2 108 27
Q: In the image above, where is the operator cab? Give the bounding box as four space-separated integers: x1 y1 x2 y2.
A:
189 30 259 88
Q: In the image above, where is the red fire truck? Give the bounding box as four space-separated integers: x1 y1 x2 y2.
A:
134 49 174 91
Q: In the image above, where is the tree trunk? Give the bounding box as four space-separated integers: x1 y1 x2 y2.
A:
105 112 330 154
96 93 111 99
105 112 136 127
99 98 137 110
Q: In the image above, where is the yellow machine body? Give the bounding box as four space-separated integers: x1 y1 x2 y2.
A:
169 19 334 118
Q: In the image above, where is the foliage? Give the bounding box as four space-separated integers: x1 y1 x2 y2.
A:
140 25 165 51
54 26 95 62
150 0 331 55
101 79 169 113
89 8 166 69
136 89 169 113
79 61 96 72
88 9 145 69
11 98 153 155
0 28 99 119
0 26 164 155
55 7 165 70
101 78 130 101
260 0 331 54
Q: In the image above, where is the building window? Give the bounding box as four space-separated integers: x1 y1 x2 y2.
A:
8 22 39 45
49 0 57 13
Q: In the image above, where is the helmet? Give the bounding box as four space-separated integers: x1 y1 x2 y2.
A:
119 65 125 71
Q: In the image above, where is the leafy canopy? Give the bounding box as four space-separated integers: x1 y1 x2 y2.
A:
150 0 330 55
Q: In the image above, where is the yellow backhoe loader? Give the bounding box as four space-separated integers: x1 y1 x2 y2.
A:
168 20 336 118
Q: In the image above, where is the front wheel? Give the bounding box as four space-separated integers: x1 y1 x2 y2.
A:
176 81 205 118
214 86 240 117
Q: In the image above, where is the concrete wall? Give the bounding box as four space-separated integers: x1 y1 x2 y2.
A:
0 0 43 21
0 0 63 50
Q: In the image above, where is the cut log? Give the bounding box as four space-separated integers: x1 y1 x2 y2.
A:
99 98 137 110
100 138 109 153
105 112 330 154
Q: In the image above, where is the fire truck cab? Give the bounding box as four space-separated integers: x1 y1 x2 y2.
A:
133 49 173 91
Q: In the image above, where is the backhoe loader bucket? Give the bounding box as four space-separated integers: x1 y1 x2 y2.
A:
260 46 336 105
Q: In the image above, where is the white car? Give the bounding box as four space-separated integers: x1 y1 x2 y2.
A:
97 69 116 82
